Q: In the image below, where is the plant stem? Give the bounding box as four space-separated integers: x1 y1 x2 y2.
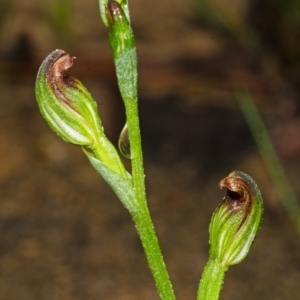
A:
124 99 146 204
124 95 175 299
197 258 227 300
103 2 175 297
133 207 176 300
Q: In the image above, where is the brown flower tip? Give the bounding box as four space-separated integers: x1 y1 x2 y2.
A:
106 0 124 26
45 50 77 95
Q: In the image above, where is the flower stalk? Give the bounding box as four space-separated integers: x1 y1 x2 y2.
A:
102 1 176 299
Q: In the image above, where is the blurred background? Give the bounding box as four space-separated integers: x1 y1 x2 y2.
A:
1 0 300 299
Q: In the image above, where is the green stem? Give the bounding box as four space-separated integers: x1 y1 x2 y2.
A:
102 1 175 297
197 258 227 300
125 98 175 300
132 207 176 300
124 100 146 200
125 97 175 300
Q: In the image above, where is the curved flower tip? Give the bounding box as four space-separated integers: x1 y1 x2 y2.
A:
35 49 102 146
209 170 263 267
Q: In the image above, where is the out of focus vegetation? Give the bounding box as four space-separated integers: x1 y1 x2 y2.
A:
194 0 300 71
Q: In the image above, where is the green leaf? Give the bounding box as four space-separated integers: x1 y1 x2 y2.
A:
84 148 139 213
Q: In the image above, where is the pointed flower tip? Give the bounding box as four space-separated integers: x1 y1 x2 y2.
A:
105 0 135 56
105 0 129 26
35 49 101 146
209 170 263 267
106 0 121 25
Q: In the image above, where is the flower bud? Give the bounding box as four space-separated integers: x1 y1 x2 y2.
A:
35 49 127 178
105 0 137 102
35 49 102 146
209 171 263 267
106 0 134 54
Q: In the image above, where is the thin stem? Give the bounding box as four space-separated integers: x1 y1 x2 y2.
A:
133 208 176 300
197 258 227 300
102 1 176 297
125 97 176 300
124 100 146 202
